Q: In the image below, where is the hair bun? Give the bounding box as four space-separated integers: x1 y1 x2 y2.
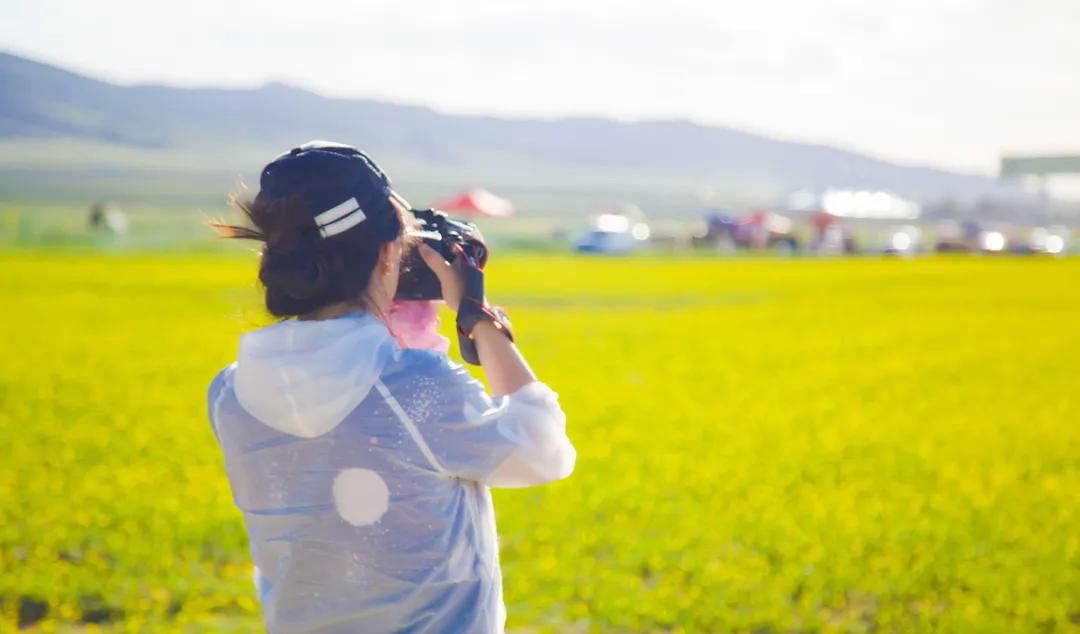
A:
219 186 403 318
259 244 328 301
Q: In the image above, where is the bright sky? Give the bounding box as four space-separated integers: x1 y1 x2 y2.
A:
2 0 1079 174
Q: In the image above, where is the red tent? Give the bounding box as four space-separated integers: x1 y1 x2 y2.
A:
433 188 514 217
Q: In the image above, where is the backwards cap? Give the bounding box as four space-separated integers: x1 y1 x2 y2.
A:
259 141 401 238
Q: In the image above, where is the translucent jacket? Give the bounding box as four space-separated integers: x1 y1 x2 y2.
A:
207 313 575 633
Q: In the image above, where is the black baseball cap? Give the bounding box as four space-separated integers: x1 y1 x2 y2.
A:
259 140 408 239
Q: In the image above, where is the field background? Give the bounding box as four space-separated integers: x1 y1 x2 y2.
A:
1 236 1079 633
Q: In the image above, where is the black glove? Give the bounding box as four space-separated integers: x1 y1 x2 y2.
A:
452 242 513 365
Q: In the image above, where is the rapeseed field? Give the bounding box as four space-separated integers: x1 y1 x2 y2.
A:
1 251 1078 632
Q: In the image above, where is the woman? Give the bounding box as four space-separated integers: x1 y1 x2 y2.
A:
207 141 575 633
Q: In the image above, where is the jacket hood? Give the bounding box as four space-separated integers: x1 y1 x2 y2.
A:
233 313 400 437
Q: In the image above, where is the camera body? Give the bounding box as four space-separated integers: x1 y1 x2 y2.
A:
395 208 488 301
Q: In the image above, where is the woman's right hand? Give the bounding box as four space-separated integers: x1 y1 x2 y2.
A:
419 243 535 395
418 243 466 313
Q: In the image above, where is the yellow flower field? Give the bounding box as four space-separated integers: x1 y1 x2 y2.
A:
1 251 1078 632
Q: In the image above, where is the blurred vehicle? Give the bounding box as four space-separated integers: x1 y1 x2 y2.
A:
793 189 927 256
1027 226 1070 255
792 188 922 255
976 223 1017 254
690 210 737 252
978 230 1007 253
734 210 797 252
882 225 922 256
935 220 981 253
808 211 857 254
575 204 650 254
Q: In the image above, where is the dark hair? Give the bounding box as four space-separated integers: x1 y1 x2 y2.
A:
211 184 406 318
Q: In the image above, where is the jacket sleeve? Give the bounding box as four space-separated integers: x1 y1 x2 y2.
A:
206 367 230 443
398 354 576 488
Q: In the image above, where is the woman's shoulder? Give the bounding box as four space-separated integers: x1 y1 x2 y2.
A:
383 348 468 381
380 349 484 407
207 362 237 399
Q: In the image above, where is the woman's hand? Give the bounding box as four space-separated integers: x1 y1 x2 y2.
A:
418 243 465 312
417 243 534 395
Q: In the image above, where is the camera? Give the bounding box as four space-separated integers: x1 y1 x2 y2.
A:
395 208 488 301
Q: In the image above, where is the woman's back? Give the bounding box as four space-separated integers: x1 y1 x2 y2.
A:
208 141 573 632
208 314 573 633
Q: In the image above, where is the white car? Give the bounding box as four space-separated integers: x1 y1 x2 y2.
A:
575 210 650 254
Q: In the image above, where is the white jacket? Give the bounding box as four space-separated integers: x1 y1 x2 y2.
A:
207 312 575 633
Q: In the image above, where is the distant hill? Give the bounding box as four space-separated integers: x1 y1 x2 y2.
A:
0 50 1022 216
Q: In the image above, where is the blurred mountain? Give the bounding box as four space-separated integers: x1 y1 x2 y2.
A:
0 50 1022 215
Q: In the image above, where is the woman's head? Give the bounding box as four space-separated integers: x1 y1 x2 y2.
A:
213 142 414 319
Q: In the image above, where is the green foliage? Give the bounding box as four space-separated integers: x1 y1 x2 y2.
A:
1 252 1079 632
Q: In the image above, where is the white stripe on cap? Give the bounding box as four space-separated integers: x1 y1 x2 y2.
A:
314 197 367 238
319 209 367 237
314 197 362 226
